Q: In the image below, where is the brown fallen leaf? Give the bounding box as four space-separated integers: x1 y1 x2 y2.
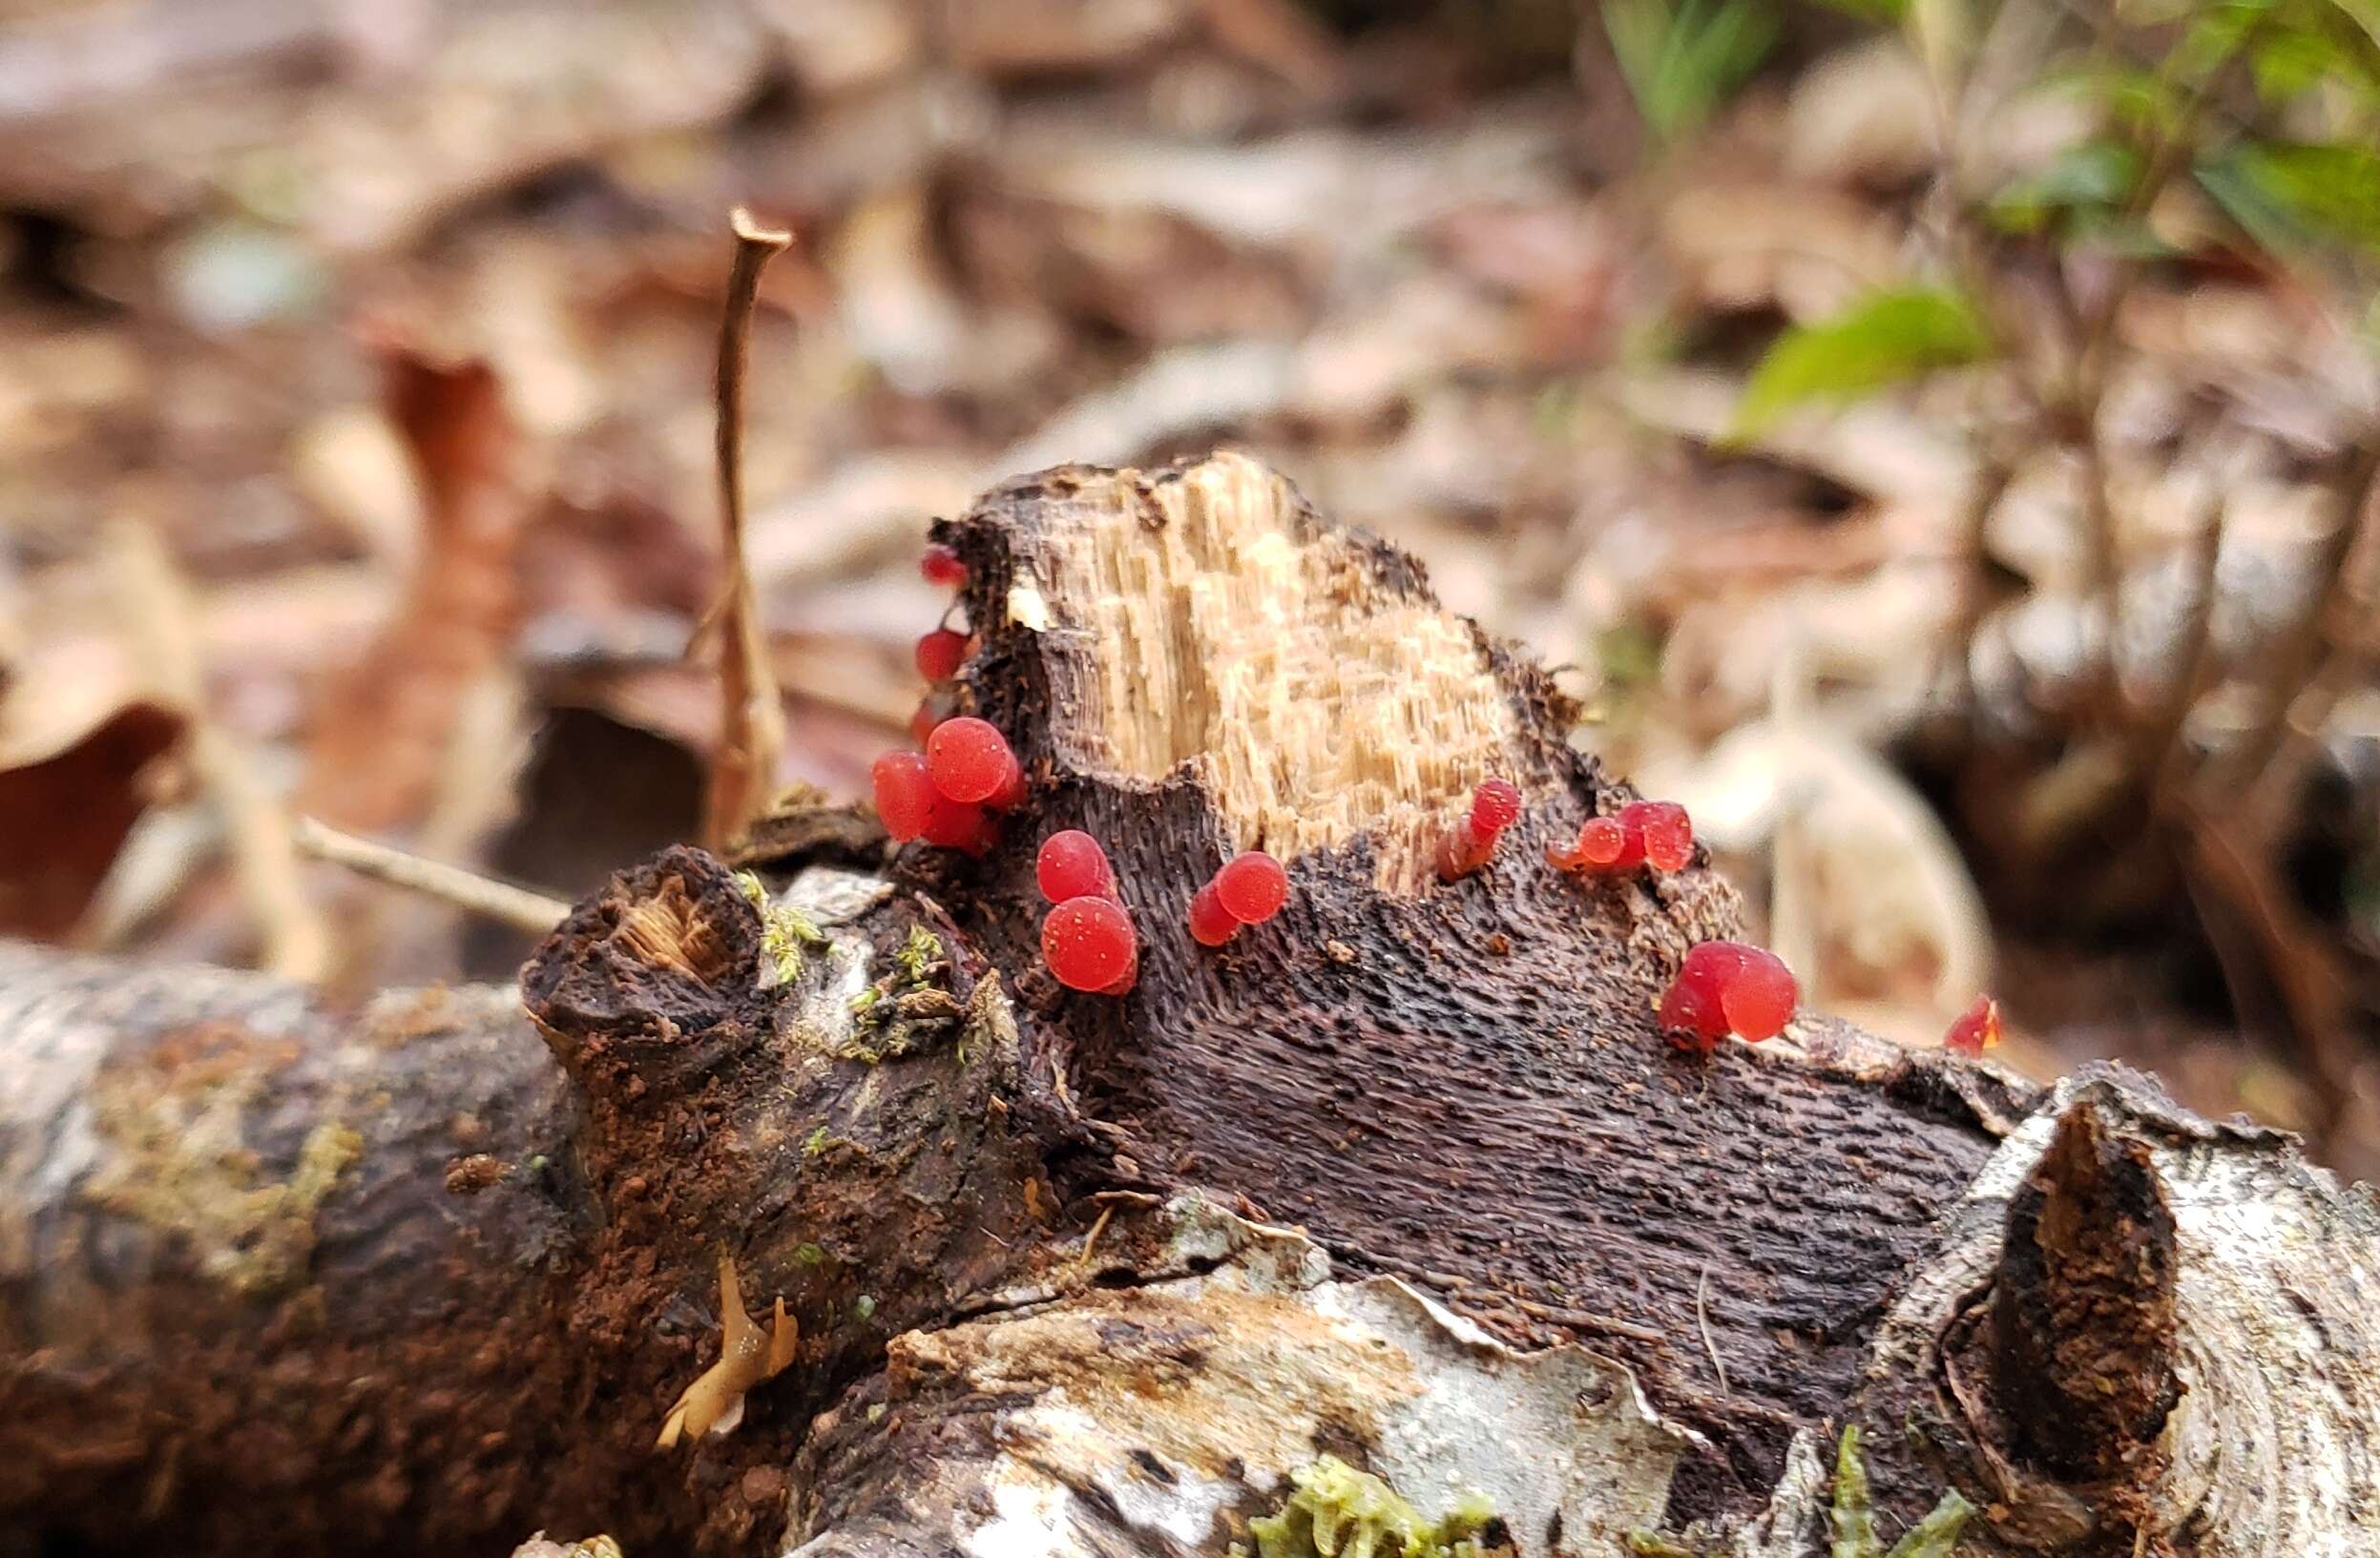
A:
300 343 527 836
0 697 185 941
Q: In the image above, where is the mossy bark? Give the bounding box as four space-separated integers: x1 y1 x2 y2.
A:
5 454 2377 1558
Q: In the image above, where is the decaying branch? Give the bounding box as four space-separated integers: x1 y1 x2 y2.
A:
6 452 2378 1558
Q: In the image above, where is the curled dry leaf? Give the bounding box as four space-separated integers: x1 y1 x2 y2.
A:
300 344 526 836
0 678 184 940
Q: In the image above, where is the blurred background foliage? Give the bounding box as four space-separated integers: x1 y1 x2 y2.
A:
1 0 2376 1171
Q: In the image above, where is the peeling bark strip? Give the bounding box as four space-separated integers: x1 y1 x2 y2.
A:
8 453 2380 1558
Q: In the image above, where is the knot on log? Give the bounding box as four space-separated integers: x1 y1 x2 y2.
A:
521 844 770 1094
1986 1097 2182 1485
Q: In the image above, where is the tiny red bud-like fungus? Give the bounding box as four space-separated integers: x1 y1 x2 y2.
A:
1036 830 1113 904
1470 779 1522 838
1440 779 1523 881
920 544 966 587
1719 949 1796 1040
1043 897 1138 992
1627 800 1694 872
1552 814 1638 873
1946 994 2003 1055
1187 883 1240 946
926 717 1017 805
1658 976 1730 1050
1214 851 1289 924
871 753 936 841
989 751 1028 810
914 628 968 682
1660 940 1797 1049
1437 826 1493 881
919 795 995 855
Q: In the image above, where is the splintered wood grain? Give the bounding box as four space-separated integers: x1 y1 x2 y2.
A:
975 452 1520 888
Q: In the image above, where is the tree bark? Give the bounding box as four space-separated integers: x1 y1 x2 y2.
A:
6 452 2377 1558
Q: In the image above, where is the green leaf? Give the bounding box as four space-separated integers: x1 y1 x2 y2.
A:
1882 1490 1975 1558
2056 60 2180 135
2253 24 2356 99
2199 139 2380 257
1806 0 1910 22
2179 0 2283 76
1729 288 1991 438
1605 0 1781 143
1830 1426 1878 1558
1986 140 2142 233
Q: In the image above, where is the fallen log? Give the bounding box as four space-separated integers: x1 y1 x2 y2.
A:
5 452 2374 1558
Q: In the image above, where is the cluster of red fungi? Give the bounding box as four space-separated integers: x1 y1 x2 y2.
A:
875 543 2012 1055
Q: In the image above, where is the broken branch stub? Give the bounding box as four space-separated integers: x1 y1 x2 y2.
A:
1986 1098 2181 1485
1874 1067 2380 1556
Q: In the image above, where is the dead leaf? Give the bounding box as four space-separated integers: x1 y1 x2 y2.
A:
300 344 527 835
0 696 184 940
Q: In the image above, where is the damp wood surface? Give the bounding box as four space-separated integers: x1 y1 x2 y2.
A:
5 451 2379 1558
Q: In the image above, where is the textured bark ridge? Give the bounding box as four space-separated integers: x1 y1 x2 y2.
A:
4 452 2378 1558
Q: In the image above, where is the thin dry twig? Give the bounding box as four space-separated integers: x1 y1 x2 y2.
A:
1076 1203 1117 1272
2223 438 2380 800
700 207 794 852
294 816 568 934
2172 795 2356 1153
2139 484 2226 797
1946 447 2017 724
104 517 331 982
2039 19 2265 719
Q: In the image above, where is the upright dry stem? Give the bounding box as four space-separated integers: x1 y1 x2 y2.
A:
700 208 794 852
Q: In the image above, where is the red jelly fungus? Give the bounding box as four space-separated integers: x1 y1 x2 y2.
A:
926 717 1016 804
1470 779 1522 838
1663 940 1796 1047
1720 948 1797 1041
919 795 994 854
1628 800 1694 872
1553 815 1638 873
914 629 968 682
921 544 966 586
1437 825 1493 882
1678 939 1752 995
1036 830 1113 904
1659 977 1729 1051
1043 897 1138 991
1441 780 1523 881
1946 994 2003 1055
1188 883 1240 945
909 703 941 748
871 753 936 841
1214 851 1289 924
